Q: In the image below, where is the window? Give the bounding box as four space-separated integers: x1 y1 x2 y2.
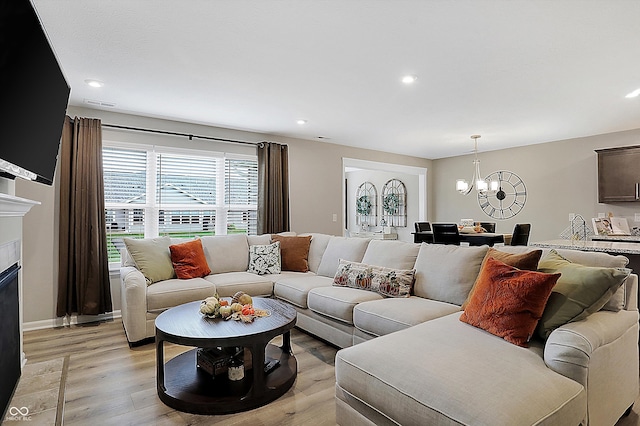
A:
103 144 258 264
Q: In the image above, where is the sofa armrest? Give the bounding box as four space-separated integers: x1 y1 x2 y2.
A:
544 309 638 385
120 266 149 343
544 309 639 425
625 273 638 311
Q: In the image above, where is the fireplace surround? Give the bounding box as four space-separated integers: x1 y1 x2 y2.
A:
0 262 20 419
0 182 39 419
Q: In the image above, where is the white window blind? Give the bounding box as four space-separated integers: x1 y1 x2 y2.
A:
103 147 147 204
103 144 258 264
157 153 217 205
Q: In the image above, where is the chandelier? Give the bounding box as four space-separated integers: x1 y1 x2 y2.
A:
455 135 498 195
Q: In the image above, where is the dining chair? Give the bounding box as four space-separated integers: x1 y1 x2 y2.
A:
413 222 433 243
432 223 461 245
414 222 431 232
477 222 496 233
510 224 531 246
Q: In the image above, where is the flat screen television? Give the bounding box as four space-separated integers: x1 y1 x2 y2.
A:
0 0 70 185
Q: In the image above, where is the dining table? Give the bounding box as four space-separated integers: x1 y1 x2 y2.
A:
412 231 509 246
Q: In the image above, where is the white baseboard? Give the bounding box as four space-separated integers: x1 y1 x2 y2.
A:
23 310 122 332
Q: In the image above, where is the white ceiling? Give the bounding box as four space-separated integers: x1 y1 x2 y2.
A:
32 0 640 159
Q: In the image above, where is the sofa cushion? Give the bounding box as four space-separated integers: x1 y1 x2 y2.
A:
203 272 273 298
123 236 175 284
536 249 631 339
307 286 383 324
460 257 560 347
247 234 271 246
333 259 414 298
273 275 333 308
552 248 629 268
146 277 216 312
462 247 543 309
316 236 370 278
552 248 630 313
353 296 460 337
169 239 211 279
335 313 586 426
361 240 419 270
247 241 281 275
299 233 331 273
413 243 488 305
271 234 312 272
200 234 249 274
492 246 630 312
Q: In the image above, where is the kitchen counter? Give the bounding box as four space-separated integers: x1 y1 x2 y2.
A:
531 239 640 255
531 239 640 273
591 235 640 243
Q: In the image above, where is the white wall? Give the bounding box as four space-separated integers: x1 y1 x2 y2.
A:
433 128 640 242
346 169 419 242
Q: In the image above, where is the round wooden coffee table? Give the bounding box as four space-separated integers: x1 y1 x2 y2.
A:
155 297 297 414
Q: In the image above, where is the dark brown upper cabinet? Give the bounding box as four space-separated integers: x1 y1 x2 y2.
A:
596 145 640 203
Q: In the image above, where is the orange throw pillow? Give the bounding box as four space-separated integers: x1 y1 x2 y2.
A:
460 257 560 347
271 235 312 272
169 239 211 279
462 248 543 310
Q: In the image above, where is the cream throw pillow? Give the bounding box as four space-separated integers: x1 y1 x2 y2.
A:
123 236 175 284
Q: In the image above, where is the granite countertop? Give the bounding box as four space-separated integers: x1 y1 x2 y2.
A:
530 239 640 255
590 235 640 243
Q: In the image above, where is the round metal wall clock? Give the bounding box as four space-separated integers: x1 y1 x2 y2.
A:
477 170 527 220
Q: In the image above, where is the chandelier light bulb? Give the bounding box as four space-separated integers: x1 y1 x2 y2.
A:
456 179 469 193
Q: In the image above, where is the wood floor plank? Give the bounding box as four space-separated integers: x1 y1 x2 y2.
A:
23 318 339 425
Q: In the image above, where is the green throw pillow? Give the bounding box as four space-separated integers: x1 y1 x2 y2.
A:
536 249 630 339
123 236 176 284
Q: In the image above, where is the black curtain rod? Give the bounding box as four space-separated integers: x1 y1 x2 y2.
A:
101 123 259 146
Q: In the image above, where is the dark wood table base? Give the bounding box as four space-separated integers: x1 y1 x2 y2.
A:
158 341 297 414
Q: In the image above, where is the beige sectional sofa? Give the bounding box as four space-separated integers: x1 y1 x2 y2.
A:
119 232 638 425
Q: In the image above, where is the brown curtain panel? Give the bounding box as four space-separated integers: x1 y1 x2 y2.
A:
257 142 290 234
57 116 112 316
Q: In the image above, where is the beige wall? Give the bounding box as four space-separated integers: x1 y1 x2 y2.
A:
17 106 640 326
16 107 432 325
433 128 640 242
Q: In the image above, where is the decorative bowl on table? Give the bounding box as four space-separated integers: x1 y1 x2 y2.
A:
199 292 270 323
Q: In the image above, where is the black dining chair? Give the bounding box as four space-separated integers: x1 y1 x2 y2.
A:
432 223 461 245
414 222 431 232
477 222 496 233
510 224 531 246
413 222 433 243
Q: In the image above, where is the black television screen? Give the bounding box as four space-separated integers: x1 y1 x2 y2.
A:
0 0 70 185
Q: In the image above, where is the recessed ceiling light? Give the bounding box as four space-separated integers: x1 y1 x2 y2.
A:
296 119 307 125
625 88 640 98
84 79 104 88
401 75 417 84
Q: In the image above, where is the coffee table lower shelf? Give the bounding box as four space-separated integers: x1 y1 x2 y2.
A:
158 343 297 415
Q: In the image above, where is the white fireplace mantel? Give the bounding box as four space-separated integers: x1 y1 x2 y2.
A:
0 193 40 217
0 191 39 369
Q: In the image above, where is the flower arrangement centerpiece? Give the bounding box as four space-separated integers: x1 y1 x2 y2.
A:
199 291 270 323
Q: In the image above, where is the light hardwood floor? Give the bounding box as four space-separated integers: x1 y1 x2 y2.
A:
21 318 640 426
22 319 338 425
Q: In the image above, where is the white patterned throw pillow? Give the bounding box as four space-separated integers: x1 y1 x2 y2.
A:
247 241 281 275
333 259 415 298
